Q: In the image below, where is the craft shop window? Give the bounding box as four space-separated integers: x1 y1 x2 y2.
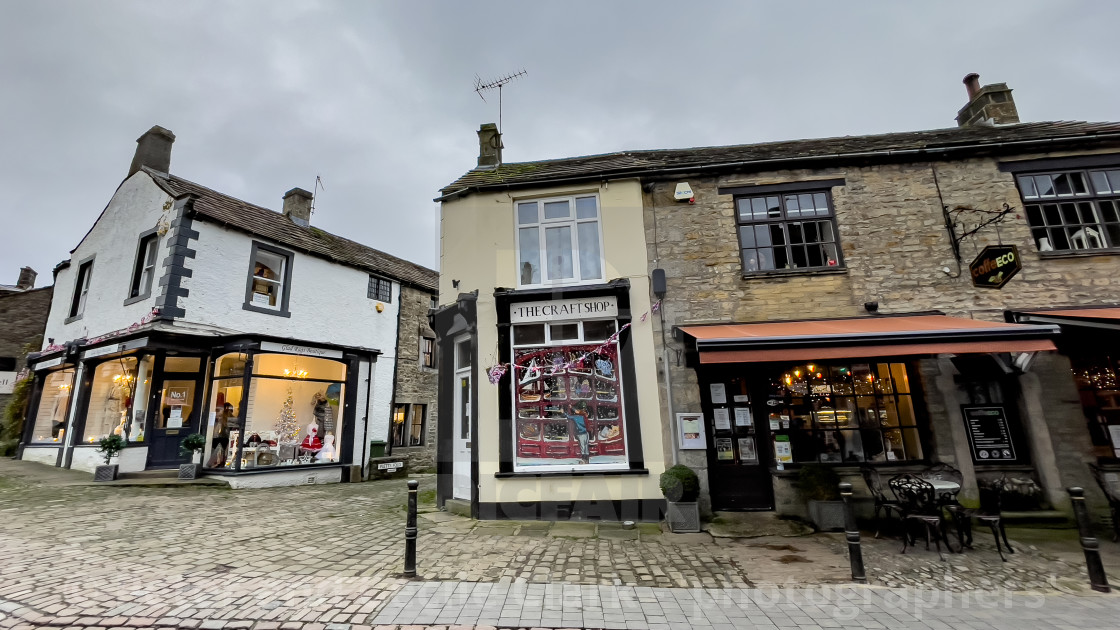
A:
515 195 604 287
767 362 923 465
511 318 626 472
735 190 843 274
1016 168 1120 253
205 352 346 470
29 369 75 443
81 356 154 444
391 403 427 447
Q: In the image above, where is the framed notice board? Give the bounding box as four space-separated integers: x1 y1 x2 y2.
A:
961 405 1018 463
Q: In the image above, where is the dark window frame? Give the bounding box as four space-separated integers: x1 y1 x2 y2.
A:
391 402 427 447
66 255 95 323
1012 165 1120 256
367 275 392 303
730 185 845 276
421 336 436 368
124 229 160 305
242 241 294 318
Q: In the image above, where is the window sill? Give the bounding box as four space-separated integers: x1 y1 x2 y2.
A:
1037 249 1120 260
122 293 151 307
242 303 291 318
495 468 648 479
63 313 84 324
741 267 849 280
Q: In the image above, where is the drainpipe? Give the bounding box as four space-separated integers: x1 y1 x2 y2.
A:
660 307 679 467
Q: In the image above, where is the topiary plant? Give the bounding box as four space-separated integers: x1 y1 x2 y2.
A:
659 464 700 502
797 464 842 502
97 434 127 465
179 433 207 458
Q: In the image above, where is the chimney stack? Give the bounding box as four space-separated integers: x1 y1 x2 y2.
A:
128 125 176 177
477 123 502 168
956 74 1020 127
282 188 314 226
16 266 36 290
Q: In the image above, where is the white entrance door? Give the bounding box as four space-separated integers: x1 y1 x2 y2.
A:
452 336 472 500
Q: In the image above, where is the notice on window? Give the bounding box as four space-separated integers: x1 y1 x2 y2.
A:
738 437 758 464
252 292 271 305
774 435 793 463
678 413 706 450
713 408 731 431
961 405 1017 463
715 438 734 461
769 414 781 431
709 383 727 405
734 407 752 427
733 395 750 403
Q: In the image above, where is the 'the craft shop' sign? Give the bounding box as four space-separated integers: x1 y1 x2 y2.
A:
969 245 1021 289
510 296 618 323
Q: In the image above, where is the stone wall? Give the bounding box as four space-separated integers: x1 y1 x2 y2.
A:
644 149 1120 516
0 287 51 413
388 283 439 471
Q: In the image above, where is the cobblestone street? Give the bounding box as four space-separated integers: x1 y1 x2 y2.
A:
2 459 1119 629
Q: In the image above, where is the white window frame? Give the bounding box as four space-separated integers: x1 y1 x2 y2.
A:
514 194 606 289
67 257 94 321
127 231 160 301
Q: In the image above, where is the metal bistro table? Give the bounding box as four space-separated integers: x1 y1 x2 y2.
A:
927 479 965 552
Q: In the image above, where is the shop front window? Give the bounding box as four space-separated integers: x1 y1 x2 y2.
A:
30 369 75 443
82 357 154 444
205 352 346 470
768 362 923 464
511 318 626 472
1071 353 1120 458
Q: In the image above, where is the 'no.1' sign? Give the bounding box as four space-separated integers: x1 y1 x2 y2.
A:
969 244 1021 289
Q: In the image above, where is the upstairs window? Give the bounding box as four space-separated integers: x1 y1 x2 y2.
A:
735 190 843 274
421 336 435 368
368 275 392 302
1016 169 1120 253
516 195 603 287
68 258 94 320
243 242 292 316
128 232 159 300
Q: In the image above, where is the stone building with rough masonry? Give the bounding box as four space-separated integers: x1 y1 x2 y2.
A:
435 75 1120 531
386 282 439 471
18 125 437 487
0 267 51 420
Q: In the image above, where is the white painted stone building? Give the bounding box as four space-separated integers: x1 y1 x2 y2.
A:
19 126 437 487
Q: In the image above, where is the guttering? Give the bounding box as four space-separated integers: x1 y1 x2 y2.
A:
434 131 1120 202
685 325 1060 352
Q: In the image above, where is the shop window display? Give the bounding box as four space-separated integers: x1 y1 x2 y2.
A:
82 357 153 443
1071 353 1120 458
512 319 626 471
767 362 922 464
205 352 345 470
30 369 75 443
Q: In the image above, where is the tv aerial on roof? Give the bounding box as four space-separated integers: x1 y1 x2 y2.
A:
474 69 527 134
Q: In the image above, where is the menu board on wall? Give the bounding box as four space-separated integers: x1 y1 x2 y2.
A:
961 405 1017 463
678 413 707 450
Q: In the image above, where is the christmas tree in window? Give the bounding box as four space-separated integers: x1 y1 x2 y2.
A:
276 386 299 443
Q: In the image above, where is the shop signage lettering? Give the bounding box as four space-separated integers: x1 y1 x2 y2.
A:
961 405 1017 463
969 245 1021 289
510 297 618 323
81 343 125 360
260 341 344 359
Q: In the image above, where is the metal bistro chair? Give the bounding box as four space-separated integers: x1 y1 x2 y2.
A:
921 462 967 542
1089 464 1120 542
889 474 948 561
950 476 1014 561
861 466 903 538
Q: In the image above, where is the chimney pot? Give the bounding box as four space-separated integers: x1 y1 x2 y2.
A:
963 73 981 100
477 123 502 168
15 266 36 290
128 125 176 178
282 187 314 226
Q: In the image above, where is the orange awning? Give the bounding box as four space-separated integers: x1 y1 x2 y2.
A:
677 314 1058 364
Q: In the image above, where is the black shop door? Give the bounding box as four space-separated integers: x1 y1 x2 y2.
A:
147 365 204 468
703 373 775 511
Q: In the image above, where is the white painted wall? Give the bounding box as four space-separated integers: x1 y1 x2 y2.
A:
20 447 59 467
43 173 174 346
68 445 147 474
210 466 342 488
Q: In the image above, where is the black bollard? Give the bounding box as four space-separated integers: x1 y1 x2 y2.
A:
1068 487 1110 593
839 482 867 583
404 479 418 578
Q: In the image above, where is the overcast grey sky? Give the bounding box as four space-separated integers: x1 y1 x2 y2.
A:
2 0 1118 286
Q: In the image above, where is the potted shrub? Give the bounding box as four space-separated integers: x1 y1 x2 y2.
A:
179 433 207 479
798 464 845 531
660 464 701 533
95 435 127 482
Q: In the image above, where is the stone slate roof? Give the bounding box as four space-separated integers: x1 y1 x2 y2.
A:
145 168 437 292
439 121 1120 198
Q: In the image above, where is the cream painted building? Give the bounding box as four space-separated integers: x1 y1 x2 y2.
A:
432 124 667 519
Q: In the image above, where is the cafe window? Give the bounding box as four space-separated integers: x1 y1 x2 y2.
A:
1071 353 1120 458
391 403 427 447
1015 168 1120 253
768 362 923 464
82 356 154 444
735 190 843 274
243 242 292 315
29 369 75 443
204 352 346 470
511 318 626 472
